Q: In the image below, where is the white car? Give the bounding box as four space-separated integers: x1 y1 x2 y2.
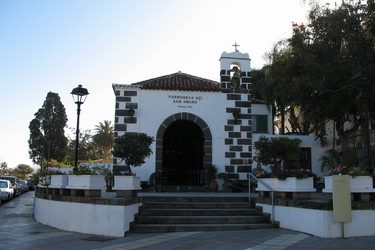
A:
0 180 14 202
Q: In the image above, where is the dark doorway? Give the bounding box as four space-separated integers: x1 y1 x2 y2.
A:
162 120 204 186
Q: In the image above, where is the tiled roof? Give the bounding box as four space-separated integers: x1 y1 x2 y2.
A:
131 72 220 92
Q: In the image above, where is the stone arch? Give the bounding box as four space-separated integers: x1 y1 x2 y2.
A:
155 112 212 184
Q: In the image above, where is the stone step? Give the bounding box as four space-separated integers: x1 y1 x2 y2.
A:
129 194 275 234
130 223 276 233
140 196 250 203
138 208 263 216
141 201 253 209
135 215 269 224
160 186 207 192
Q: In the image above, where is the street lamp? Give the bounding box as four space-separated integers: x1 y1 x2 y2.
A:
71 84 89 171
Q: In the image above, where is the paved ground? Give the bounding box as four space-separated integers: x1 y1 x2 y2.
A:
1 191 375 250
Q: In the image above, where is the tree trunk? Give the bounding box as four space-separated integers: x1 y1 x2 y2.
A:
280 110 285 135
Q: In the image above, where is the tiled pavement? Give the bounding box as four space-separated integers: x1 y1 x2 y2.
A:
1 191 375 250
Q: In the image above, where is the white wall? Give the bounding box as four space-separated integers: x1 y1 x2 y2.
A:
258 203 375 238
125 90 228 181
34 198 141 237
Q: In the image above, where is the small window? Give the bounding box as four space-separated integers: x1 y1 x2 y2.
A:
253 115 268 133
299 147 312 170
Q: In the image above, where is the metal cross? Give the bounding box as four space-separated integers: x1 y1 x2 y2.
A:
232 42 240 51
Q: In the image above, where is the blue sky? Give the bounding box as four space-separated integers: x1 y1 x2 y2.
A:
0 0 315 169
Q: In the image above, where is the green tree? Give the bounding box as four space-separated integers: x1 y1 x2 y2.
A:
29 169 41 185
28 92 68 172
261 1 375 150
262 42 308 135
293 1 375 157
254 136 301 178
113 133 154 174
11 164 34 179
65 122 114 165
92 120 114 161
0 162 10 176
65 129 99 164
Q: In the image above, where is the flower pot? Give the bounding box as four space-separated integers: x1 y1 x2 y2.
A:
112 176 141 190
50 175 69 188
256 177 316 192
67 175 106 189
208 179 218 192
323 175 375 193
216 178 225 192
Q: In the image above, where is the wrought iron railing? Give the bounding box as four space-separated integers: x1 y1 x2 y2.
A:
248 173 275 223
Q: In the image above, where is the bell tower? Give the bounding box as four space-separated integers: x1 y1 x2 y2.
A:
219 43 252 90
220 44 253 183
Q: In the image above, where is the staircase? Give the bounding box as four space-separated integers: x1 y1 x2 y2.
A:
130 194 276 233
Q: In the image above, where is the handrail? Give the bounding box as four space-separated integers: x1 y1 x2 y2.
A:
248 173 275 224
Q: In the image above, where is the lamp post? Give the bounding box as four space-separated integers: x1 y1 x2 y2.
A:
71 84 89 171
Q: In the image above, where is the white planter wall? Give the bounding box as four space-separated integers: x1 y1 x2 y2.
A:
257 177 316 192
50 175 69 188
113 176 141 190
66 175 106 189
34 198 141 237
323 176 375 193
258 203 375 238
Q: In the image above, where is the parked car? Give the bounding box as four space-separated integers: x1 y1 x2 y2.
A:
26 178 36 191
0 180 14 202
0 176 20 198
19 180 29 194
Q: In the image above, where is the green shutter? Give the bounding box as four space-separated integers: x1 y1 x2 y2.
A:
254 115 268 133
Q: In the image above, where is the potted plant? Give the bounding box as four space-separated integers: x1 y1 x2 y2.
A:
112 133 153 190
254 136 316 192
67 164 106 189
322 164 375 193
206 164 218 192
321 149 375 193
154 172 167 192
216 172 227 192
93 165 114 192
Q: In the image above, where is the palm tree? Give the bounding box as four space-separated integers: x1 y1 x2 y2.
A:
92 120 114 162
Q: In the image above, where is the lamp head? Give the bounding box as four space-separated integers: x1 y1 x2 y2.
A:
71 84 89 104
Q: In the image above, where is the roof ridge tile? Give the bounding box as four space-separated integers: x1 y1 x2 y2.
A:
131 72 220 92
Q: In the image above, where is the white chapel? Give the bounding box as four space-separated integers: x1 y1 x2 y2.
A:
112 48 323 186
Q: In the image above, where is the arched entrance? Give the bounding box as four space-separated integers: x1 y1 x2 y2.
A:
155 113 212 187
163 120 204 185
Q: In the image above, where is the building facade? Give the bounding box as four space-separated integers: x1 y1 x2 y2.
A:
113 50 276 185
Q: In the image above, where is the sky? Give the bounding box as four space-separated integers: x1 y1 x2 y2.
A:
0 0 323 169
